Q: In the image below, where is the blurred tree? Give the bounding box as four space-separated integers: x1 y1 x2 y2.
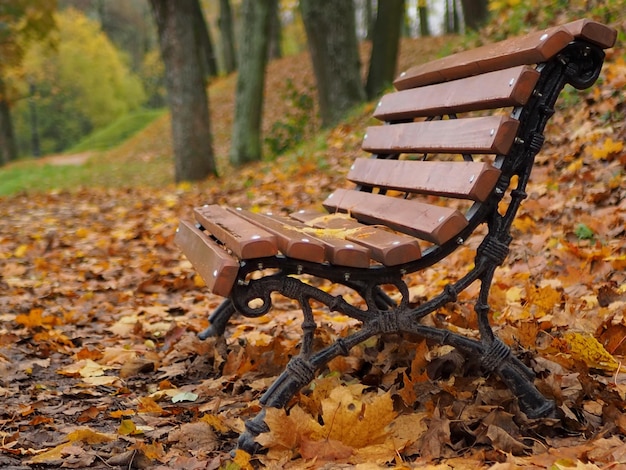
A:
460 0 489 30
192 0 219 78
150 0 216 181
59 0 164 108
140 49 166 108
445 0 461 34
418 0 430 36
59 0 155 73
300 0 365 127
12 9 145 155
268 0 282 60
230 0 275 165
218 0 237 74
365 0 405 99
0 0 56 165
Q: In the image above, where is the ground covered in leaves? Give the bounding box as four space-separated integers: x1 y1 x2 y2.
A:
2 28 626 470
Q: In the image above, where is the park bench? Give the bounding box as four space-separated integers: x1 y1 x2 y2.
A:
175 19 617 454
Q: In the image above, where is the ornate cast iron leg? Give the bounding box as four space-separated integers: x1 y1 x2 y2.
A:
198 299 236 339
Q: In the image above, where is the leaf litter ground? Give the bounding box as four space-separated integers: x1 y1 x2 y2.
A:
1 38 626 469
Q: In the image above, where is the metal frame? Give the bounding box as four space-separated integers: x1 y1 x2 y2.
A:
197 40 606 454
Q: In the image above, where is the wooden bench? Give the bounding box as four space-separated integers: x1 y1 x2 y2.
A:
175 19 617 454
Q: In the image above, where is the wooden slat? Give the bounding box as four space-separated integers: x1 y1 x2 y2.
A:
291 210 422 266
251 211 371 268
394 20 615 91
323 189 468 245
362 116 519 156
175 219 240 297
562 18 616 49
374 65 539 121
394 27 574 90
226 208 326 263
194 205 278 259
347 158 501 202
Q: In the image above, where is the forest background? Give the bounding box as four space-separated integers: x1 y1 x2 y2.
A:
1 0 626 469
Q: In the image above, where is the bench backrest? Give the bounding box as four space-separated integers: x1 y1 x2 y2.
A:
323 19 616 250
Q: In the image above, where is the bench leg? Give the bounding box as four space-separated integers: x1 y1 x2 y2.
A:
474 266 555 418
207 269 554 454
198 299 236 339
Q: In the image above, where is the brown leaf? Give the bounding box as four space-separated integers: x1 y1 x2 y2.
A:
484 425 530 455
168 422 218 452
412 409 451 460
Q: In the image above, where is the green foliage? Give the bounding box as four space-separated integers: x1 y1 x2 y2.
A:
0 151 173 197
574 223 595 241
140 49 166 108
68 109 165 153
0 0 57 68
0 162 87 196
11 8 146 155
265 79 315 156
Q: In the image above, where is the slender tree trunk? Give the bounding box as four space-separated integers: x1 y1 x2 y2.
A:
445 0 461 34
192 0 219 78
365 0 405 99
218 0 237 74
365 0 375 40
0 75 18 165
229 0 274 165
268 0 282 60
418 0 430 37
460 0 489 31
300 0 365 128
150 0 216 182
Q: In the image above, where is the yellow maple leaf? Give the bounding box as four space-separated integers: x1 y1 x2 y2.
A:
13 244 29 258
232 448 253 470
559 332 621 373
512 215 536 233
200 413 229 433
525 284 561 317
591 137 624 160
317 386 396 448
67 428 116 444
118 419 140 436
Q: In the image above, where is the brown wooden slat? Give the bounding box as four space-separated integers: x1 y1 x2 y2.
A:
347 158 501 202
291 209 422 266
194 205 278 259
394 27 574 90
276 214 371 268
226 208 326 263
562 18 617 49
362 116 519 156
175 219 240 297
323 188 468 245
374 65 539 121
254 212 372 268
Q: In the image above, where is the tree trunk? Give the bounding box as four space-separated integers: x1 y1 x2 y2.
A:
192 0 219 78
418 0 430 37
460 0 489 31
0 75 18 165
268 0 282 60
445 0 461 34
149 0 216 182
300 0 365 128
218 0 237 74
365 0 375 40
365 0 405 100
230 0 274 166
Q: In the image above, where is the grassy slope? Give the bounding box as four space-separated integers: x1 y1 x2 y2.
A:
0 35 453 196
